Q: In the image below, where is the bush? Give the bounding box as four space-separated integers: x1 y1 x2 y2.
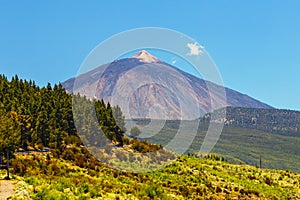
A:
130 139 162 153
11 158 27 176
79 183 89 194
142 184 165 199
130 126 141 138
179 185 189 197
62 149 75 161
48 163 61 175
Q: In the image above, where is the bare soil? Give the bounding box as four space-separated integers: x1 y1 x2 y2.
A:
0 180 15 200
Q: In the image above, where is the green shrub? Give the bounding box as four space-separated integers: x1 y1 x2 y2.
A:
79 183 89 194
11 158 27 176
142 184 165 199
62 149 75 161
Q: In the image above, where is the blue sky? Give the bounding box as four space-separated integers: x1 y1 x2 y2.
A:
0 1 300 110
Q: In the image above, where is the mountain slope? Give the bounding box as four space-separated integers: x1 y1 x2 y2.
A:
62 50 272 119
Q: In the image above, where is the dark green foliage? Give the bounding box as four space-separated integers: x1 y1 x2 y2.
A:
130 138 162 153
0 74 126 156
73 95 125 148
0 112 21 159
143 184 165 199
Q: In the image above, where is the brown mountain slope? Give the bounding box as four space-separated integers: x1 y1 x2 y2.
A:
63 50 272 119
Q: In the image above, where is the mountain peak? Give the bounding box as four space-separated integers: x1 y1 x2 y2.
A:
131 50 160 63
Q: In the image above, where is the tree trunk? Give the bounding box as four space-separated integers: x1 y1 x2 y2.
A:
6 150 10 179
259 155 262 169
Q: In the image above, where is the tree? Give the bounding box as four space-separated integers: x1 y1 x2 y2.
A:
130 126 141 138
0 112 21 179
112 105 126 133
0 74 128 159
13 113 32 150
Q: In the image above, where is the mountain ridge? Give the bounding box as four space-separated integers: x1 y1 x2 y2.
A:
201 106 300 136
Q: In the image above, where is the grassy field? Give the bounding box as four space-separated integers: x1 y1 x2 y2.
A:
3 152 300 199
126 120 300 173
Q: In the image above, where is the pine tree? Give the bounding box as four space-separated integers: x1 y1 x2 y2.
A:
0 112 21 179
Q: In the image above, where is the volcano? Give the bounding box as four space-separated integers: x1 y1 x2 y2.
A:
62 50 272 119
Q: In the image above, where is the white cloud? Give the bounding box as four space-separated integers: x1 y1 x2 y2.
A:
186 42 204 56
170 57 177 65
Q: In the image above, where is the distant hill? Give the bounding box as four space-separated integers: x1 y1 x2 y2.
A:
201 107 300 136
62 50 272 119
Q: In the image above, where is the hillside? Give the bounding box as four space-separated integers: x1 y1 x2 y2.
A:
134 119 300 173
3 152 300 199
201 107 300 136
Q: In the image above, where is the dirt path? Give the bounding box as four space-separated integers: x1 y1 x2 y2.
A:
0 180 15 200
